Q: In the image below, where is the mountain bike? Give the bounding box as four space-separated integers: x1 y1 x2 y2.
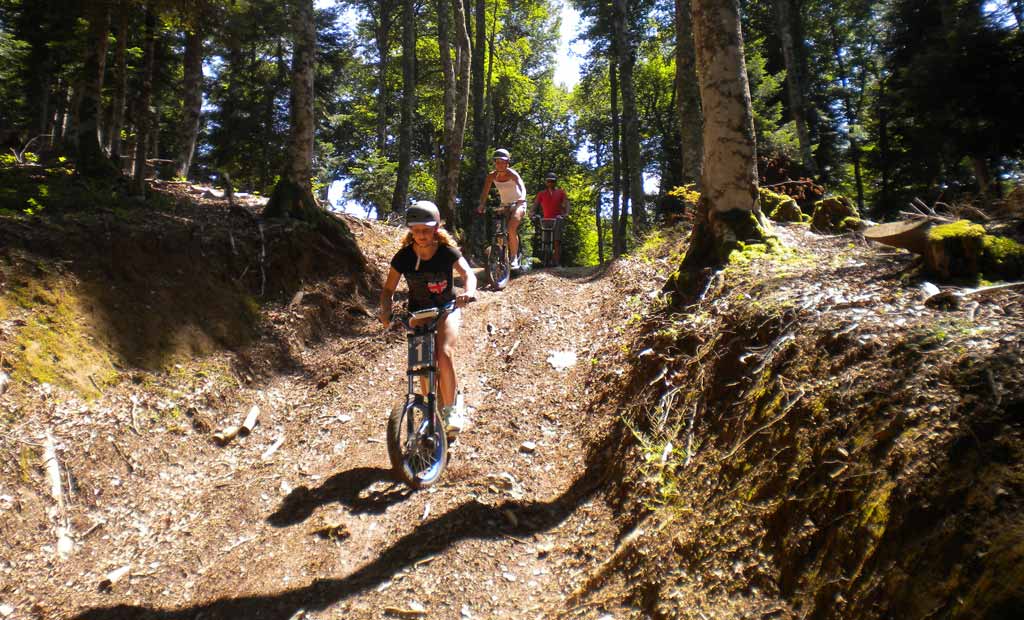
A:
533 215 563 268
387 299 472 489
485 202 524 290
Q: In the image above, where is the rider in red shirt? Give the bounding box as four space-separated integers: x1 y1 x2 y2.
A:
532 172 570 265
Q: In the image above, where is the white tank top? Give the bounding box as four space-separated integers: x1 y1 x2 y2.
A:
494 170 525 204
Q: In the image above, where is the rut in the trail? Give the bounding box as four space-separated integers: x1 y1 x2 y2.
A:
42 261 645 620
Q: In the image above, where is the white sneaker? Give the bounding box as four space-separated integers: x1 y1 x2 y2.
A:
511 256 521 269
443 405 467 436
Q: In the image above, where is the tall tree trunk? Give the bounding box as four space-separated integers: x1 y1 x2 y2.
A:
466 0 487 221
449 0 472 230
610 59 623 257
679 0 764 272
54 80 70 145
435 0 471 229
132 5 157 194
77 0 115 176
612 0 647 232
390 0 416 215
675 0 703 185
109 7 129 168
830 23 864 212
175 26 204 180
595 142 605 265
436 0 455 217
775 0 816 175
266 0 318 217
374 0 395 156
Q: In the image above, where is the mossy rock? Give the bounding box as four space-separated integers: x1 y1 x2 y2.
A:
811 196 859 233
840 216 866 233
760 187 805 223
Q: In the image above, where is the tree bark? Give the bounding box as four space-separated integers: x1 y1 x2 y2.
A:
679 0 764 272
267 0 316 215
373 0 395 156
77 0 115 176
466 0 488 221
610 58 623 257
109 6 129 169
175 26 205 180
436 0 455 217
612 0 647 232
675 0 703 185
132 5 157 194
390 0 417 215
449 0 472 230
775 0 816 175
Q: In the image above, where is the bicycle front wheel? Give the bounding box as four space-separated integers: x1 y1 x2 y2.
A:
387 401 448 489
488 242 511 290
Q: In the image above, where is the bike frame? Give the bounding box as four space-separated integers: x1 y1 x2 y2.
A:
534 217 561 267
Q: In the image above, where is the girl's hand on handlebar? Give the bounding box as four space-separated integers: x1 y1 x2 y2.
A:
456 293 476 308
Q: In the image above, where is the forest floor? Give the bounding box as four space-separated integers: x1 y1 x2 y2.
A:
1 172 1023 619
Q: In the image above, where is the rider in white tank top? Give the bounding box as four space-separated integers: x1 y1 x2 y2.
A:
494 172 526 204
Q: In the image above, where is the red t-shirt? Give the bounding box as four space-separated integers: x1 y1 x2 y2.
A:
536 188 568 219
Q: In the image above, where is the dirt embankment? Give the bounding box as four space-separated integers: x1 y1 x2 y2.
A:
578 225 1024 619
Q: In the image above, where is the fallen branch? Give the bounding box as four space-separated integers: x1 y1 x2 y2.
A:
43 431 74 559
723 390 805 460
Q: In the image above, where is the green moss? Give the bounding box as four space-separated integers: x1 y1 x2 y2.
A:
840 216 864 232
8 278 118 397
928 220 986 242
811 196 859 232
980 234 1024 280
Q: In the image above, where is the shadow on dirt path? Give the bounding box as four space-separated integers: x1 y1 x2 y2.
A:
72 425 622 620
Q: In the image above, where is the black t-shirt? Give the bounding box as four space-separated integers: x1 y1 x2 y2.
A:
390 244 462 311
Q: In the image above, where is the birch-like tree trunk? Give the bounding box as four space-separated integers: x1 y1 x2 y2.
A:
436 0 455 219
775 0 816 174
132 5 157 194
77 0 115 176
390 0 416 215
678 0 765 272
175 26 204 180
466 0 488 222
675 0 703 185
265 0 318 217
612 0 647 232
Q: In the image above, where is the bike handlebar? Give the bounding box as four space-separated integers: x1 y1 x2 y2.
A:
391 297 476 330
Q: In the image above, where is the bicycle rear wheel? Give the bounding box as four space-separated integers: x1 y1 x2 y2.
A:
487 242 511 290
387 400 448 488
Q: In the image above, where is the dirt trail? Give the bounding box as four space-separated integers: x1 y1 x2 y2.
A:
5 254 644 619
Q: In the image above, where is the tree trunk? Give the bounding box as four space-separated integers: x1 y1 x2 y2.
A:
390 0 417 215
775 0 816 175
466 0 488 224
675 0 703 185
266 0 318 217
678 0 766 274
595 143 605 265
374 0 395 156
612 0 647 232
449 0 472 230
175 26 204 180
436 0 455 219
132 5 157 194
77 0 115 176
109 7 129 169
610 59 623 257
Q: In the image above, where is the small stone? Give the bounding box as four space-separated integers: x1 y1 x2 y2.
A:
0 604 14 617
502 571 516 582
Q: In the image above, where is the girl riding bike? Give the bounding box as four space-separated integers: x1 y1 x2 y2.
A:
379 201 477 434
477 148 527 269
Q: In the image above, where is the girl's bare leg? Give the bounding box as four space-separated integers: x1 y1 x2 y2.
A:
435 308 461 408
508 204 525 260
